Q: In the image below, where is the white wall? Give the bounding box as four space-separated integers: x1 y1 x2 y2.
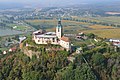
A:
60 40 71 51
56 27 62 39
34 36 58 45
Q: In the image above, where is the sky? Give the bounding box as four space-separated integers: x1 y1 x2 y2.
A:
0 0 120 7
0 0 119 3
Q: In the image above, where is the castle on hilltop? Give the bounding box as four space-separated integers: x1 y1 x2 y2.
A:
32 19 71 51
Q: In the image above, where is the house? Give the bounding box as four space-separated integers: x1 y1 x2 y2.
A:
3 51 7 54
75 32 88 40
76 47 83 54
9 47 17 52
19 36 27 43
109 39 120 47
33 19 71 51
78 32 84 36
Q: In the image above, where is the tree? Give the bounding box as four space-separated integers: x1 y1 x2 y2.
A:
0 72 3 80
75 64 97 80
22 71 41 80
14 35 19 41
0 37 2 41
92 53 106 68
55 66 75 80
0 50 2 54
87 33 95 39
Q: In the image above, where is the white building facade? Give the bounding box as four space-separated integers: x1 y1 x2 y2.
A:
33 19 71 51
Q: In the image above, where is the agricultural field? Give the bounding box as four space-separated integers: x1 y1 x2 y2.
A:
0 15 34 32
88 25 114 29
82 28 120 38
8 24 31 31
92 16 120 25
73 16 120 25
26 20 90 26
25 19 91 31
25 18 120 38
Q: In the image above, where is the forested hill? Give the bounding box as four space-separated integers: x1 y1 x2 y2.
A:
0 41 120 80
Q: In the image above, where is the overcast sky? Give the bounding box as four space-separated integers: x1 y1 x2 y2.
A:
0 0 120 7
0 0 119 3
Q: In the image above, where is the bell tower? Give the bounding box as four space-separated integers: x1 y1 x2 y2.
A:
56 19 63 39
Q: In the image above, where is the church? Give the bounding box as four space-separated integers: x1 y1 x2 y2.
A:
32 19 71 51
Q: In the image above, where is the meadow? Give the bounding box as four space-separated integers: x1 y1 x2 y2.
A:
88 25 114 29
72 16 120 25
25 19 91 31
92 16 120 25
25 18 120 39
82 29 120 38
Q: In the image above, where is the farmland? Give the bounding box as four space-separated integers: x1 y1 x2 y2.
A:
25 19 91 31
88 25 114 29
92 16 120 25
25 18 120 39
72 16 120 25
82 28 120 38
27 19 120 47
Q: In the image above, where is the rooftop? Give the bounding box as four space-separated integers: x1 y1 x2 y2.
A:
35 32 57 38
33 29 46 35
61 36 70 42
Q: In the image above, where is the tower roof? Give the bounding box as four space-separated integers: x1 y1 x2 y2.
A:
58 18 61 21
57 18 62 27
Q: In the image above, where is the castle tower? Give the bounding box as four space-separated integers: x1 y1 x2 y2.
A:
56 19 63 39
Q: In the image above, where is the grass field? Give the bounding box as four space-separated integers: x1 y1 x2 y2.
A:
26 19 91 32
72 16 120 25
82 28 120 38
26 20 90 26
89 25 114 29
93 16 120 24
26 19 120 38
8 24 31 31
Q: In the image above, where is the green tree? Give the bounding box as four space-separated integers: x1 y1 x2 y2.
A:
92 53 106 67
22 71 41 80
0 50 2 54
75 64 97 80
87 33 95 39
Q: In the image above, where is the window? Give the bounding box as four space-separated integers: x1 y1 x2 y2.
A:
57 38 59 42
53 38 55 42
58 28 60 32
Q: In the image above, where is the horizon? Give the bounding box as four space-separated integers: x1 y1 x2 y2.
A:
0 0 120 8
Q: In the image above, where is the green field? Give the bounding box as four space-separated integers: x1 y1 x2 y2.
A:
92 16 120 25
72 16 120 25
26 19 91 32
25 17 120 38
82 29 120 38
8 24 31 31
0 16 33 31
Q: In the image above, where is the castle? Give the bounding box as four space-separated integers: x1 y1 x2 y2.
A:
32 19 71 51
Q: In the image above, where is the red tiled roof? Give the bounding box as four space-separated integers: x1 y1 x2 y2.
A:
11 47 17 51
61 36 70 42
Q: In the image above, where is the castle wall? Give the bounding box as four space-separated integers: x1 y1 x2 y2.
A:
34 37 59 45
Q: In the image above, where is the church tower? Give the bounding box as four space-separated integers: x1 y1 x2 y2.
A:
56 19 63 39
